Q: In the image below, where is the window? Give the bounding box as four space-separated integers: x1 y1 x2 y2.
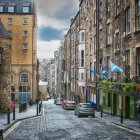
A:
99 29 102 49
107 0 110 18
20 73 28 83
19 86 30 92
8 6 14 12
23 18 29 24
125 50 130 79
115 32 120 49
23 7 29 13
22 44 28 49
0 6 3 12
136 48 140 77
106 56 110 69
81 32 85 42
136 0 140 30
107 23 111 45
81 73 84 80
90 63 92 81
8 18 13 24
125 7 131 34
23 31 28 37
99 0 102 20
94 9 96 25
94 35 96 53
116 0 121 15
81 50 84 67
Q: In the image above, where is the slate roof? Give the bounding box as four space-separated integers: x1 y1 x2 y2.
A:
0 0 34 14
0 19 11 37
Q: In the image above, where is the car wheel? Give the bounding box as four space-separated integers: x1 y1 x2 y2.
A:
77 112 80 117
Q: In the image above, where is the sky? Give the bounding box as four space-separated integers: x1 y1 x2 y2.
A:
37 0 79 59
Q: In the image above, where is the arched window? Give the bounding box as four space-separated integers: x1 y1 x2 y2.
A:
20 72 28 83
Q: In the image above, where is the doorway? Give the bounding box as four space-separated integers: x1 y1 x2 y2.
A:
113 94 117 116
125 96 130 118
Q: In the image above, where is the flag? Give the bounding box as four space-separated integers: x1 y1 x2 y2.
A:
110 61 123 73
90 66 96 75
101 66 108 78
89 66 99 77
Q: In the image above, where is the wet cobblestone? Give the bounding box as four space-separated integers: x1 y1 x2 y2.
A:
5 100 140 140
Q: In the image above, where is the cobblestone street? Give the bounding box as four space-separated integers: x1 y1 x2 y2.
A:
5 100 140 140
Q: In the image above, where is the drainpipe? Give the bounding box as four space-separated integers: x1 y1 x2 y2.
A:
96 0 99 111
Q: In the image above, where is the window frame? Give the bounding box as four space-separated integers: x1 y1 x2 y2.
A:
136 0 140 30
23 18 29 25
81 50 84 67
125 7 131 34
116 0 121 15
22 43 28 49
0 6 3 12
8 6 14 12
20 73 29 83
107 23 111 45
8 18 13 24
23 6 29 13
99 0 102 20
23 31 28 37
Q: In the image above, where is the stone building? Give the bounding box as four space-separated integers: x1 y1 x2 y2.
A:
64 30 71 100
0 20 12 112
47 59 55 98
0 0 38 103
70 12 80 102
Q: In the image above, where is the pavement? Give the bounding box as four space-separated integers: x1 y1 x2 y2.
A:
0 103 38 130
95 111 140 133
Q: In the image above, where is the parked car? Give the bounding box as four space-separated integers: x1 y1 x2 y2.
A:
75 103 95 117
62 100 76 110
55 98 63 105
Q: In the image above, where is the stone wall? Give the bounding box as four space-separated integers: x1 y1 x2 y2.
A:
0 36 12 112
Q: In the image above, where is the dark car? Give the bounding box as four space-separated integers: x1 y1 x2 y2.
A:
75 103 95 117
62 100 76 110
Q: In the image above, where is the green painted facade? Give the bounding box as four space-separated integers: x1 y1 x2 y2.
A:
99 88 140 119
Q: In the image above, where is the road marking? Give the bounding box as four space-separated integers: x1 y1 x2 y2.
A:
3 121 21 139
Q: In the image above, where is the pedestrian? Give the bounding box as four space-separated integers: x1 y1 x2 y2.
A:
137 104 140 128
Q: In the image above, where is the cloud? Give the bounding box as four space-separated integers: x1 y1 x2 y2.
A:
37 40 60 59
38 26 64 41
38 0 79 29
37 0 79 59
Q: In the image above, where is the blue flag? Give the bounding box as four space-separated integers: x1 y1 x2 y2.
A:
89 66 99 77
110 61 123 73
101 66 108 78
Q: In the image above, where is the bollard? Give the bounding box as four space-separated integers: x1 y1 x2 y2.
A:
0 129 3 140
101 106 103 118
37 102 38 116
120 109 123 124
7 108 10 124
13 106 15 120
19 103 21 113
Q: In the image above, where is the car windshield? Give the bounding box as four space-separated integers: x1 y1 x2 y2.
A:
81 104 91 108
